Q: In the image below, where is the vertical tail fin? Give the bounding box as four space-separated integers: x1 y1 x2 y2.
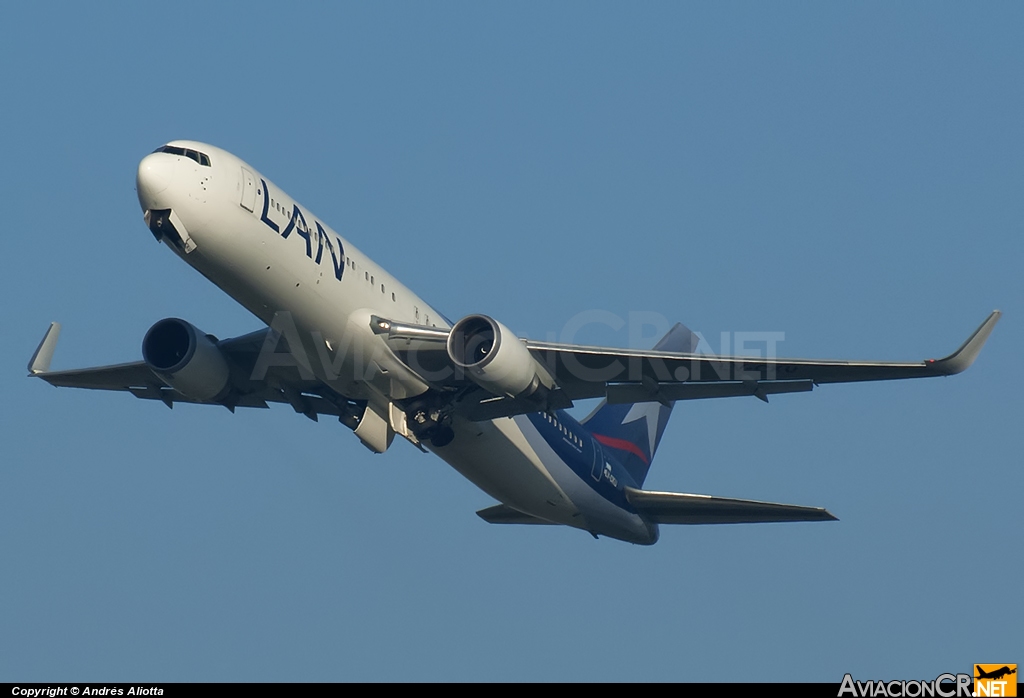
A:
580 323 698 486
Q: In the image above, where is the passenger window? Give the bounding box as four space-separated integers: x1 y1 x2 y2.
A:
365 271 369 281
391 292 396 301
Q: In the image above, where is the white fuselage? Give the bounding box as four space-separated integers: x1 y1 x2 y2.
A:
136 141 655 544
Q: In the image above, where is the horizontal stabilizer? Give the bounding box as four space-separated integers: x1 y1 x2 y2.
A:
624 486 837 525
477 504 557 525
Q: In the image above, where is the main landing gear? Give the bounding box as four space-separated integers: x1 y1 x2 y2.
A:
405 397 456 449
427 425 455 448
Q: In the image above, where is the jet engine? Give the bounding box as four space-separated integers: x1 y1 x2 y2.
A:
447 314 551 398
142 318 231 402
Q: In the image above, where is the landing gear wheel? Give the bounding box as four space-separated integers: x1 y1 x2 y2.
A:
429 425 455 448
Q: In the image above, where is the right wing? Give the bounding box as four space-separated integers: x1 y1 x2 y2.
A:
524 310 1002 401
374 311 1001 419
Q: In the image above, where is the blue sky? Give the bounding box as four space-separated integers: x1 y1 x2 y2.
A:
1 2 1020 682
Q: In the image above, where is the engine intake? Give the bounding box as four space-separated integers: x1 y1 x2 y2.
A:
447 314 550 398
142 318 231 402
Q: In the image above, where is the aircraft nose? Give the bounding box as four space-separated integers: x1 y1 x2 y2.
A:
136 152 177 210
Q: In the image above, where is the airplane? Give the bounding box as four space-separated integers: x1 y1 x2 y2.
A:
27 140 1001 545
976 667 1017 681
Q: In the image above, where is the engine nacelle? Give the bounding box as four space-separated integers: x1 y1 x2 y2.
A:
447 314 550 398
142 318 231 402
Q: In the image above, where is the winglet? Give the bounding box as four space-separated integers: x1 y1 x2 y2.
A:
27 322 61 375
930 310 1001 375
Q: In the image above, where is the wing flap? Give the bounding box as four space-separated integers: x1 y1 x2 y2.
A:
606 379 814 404
455 387 574 421
624 486 837 524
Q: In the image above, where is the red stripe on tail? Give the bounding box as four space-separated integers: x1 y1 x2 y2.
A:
592 433 650 465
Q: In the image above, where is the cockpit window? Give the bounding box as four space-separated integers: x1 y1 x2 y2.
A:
153 145 211 167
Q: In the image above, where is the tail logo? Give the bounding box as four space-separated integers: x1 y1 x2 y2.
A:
620 402 663 457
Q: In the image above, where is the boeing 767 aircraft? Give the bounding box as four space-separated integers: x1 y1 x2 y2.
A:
27 141 1000 545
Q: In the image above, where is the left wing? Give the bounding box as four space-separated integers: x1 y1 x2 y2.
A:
27 322 362 421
